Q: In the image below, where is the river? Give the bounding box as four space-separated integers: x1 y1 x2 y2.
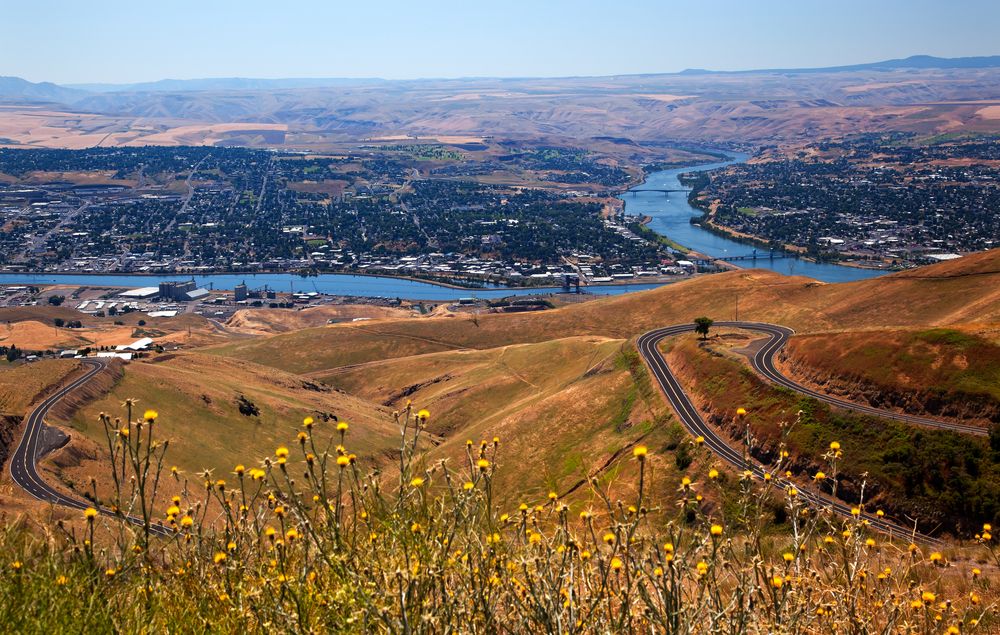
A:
0 272 666 301
622 153 887 283
0 153 884 297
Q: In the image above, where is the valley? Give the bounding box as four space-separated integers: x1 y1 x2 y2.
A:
0 20 998 626
2 249 998 540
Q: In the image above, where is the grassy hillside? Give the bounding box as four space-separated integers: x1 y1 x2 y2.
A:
51 353 397 494
0 359 81 416
322 336 695 508
225 304 417 334
0 306 233 350
665 332 1000 534
783 327 1000 423
0 401 994 632
203 249 1000 376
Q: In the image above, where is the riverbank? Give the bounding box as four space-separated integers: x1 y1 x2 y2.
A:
619 152 887 282
699 212 894 272
677 166 893 273
633 216 691 254
698 204 895 272
0 272 678 301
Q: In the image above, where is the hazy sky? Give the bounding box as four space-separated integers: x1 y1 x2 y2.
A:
5 0 999 84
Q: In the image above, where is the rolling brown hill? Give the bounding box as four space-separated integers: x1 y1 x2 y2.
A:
780 326 1000 424
4 64 1000 150
0 306 236 350
224 304 418 335
5 249 998 524
204 248 1000 376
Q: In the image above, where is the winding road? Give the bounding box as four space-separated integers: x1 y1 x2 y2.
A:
8 323 974 545
637 322 954 545
745 323 986 437
8 358 169 536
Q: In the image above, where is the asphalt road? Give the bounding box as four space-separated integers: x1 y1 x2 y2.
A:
637 321 945 546
8 358 169 536
745 323 986 437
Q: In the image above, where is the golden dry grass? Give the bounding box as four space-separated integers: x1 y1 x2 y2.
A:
204 249 1000 376
225 304 417 335
781 326 1000 425
0 358 81 416
976 105 1000 120
57 353 396 484
320 336 686 506
0 320 91 350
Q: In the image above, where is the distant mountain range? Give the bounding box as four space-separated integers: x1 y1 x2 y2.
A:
2 54 998 148
65 77 390 93
0 76 87 103
2 55 999 102
678 54 1000 75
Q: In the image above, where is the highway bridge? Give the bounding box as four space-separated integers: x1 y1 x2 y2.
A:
695 250 790 263
627 188 690 194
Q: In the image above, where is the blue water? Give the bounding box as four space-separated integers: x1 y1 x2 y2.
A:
0 152 884 297
0 272 666 301
622 154 888 283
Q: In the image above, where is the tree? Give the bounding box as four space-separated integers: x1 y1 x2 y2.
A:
48 295 65 306
53 318 65 328
236 395 260 417
6 345 19 362
694 317 714 340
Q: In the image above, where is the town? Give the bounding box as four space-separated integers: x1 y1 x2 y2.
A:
700 134 1000 266
0 145 700 286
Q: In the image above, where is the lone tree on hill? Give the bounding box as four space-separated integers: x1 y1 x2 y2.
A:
694 316 714 340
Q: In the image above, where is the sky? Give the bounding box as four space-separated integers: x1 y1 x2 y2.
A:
4 0 1000 84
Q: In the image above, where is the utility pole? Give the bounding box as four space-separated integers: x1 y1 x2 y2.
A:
735 292 739 322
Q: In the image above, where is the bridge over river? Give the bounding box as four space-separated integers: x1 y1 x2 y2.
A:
692 249 791 265
627 188 690 194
